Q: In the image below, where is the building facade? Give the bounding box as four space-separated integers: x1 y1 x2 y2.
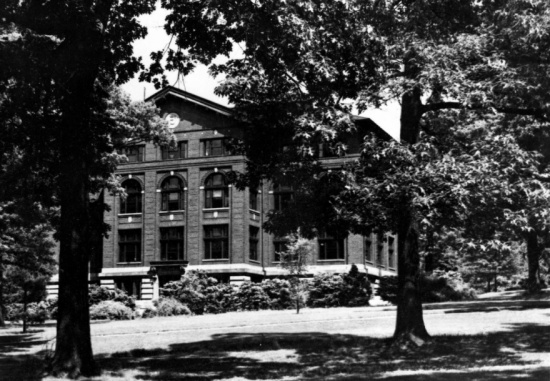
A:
92 87 397 301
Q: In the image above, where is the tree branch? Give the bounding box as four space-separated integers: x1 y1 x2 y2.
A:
422 102 548 119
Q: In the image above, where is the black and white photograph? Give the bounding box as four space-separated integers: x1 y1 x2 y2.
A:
1 1 549 380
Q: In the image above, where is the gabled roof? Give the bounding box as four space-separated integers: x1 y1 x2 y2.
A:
146 86 233 117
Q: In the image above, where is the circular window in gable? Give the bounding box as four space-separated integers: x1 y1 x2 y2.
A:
165 113 181 130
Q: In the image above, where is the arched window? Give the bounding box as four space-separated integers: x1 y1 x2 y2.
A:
161 176 185 211
273 184 293 211
120 179 142 214
204 173 229 208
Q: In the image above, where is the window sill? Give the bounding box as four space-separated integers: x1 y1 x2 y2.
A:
202 259 229 262
202 208 230 212
118 213 142 217
249 259 260 264
317 259 346 262
117 262 142 265
159 210 185 214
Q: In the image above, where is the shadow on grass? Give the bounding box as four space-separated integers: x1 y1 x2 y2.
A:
0 331 51 381
92 322 550 380
2 322 549 380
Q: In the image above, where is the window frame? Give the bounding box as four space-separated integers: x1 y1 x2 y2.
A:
160 227 184 261
120 179 142 214
364 232 373 264
161 176 185 212
273 239 289 262
318 232 345 261
119 229 142 263
388 236 396 269
204 173 229 209
122 145 144 163
273 184 293 211
204 225 229 260
161 141 187 160
249 188 259 211
376 233 385 267
202 138 226 157
249 226 259 261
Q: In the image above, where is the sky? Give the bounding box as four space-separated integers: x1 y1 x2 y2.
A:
121 7 401 141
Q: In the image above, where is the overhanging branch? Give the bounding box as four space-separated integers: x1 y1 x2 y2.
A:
422 102 548 119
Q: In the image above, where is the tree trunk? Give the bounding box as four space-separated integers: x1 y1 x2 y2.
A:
22 289 28 333
45 5 113 377
393 209 430 344
392 80 430 345
0 262 5 327
48 111 96 377
526 229 542 293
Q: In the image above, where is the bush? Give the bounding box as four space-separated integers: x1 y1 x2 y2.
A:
377 271 476 305
308 265 371 308
261 278 294 310
141 308 157 318
161 270 228 314
156 298 192 317
203 283 237 314
377 276 398 304
46 298 58 319
89 284 136 310
307 273 346 307
5 302 50 324
89 300 133 320
234 282 271 311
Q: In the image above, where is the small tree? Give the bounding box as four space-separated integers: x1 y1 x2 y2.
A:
278 233 314 314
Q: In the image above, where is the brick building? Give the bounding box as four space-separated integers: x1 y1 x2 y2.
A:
88 86 397 301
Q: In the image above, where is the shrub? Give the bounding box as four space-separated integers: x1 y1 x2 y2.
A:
46 298 58 319
234 282 271 311
377 271 476 305
156 298 192 317
377 276 399 304
307 265 372 308
141 308 157 318
89 285 136 310
89 300 133 320
421 271 476 302
203 283 237 314
261 278 294 310
161 270 226 314
339 264 372 307
5 302 50 324
307 273 346 307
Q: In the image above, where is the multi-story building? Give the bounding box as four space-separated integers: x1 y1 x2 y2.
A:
89 86 397 301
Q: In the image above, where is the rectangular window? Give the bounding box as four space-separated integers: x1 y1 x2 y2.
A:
162 141 187 160
388 236 396 269
115 277 141 299
377 233 385 267
249 189 259 211
160 227 184 261
273 240 289 262
365 232 373 263
317 143 339 158
119 229 141 263
318 232 345 260
202 139 226 156
122 146 144 163
204 225 229 259
249 226 259 261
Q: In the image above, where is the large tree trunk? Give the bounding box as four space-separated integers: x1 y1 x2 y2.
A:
392 82 430 345
394 208 430 343
526 228 542 293
47 10 111 376
0 262 5 327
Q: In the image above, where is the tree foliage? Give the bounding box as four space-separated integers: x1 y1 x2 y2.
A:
147 0 550 345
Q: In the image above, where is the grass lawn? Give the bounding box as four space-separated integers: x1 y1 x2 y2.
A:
1 296 549 380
